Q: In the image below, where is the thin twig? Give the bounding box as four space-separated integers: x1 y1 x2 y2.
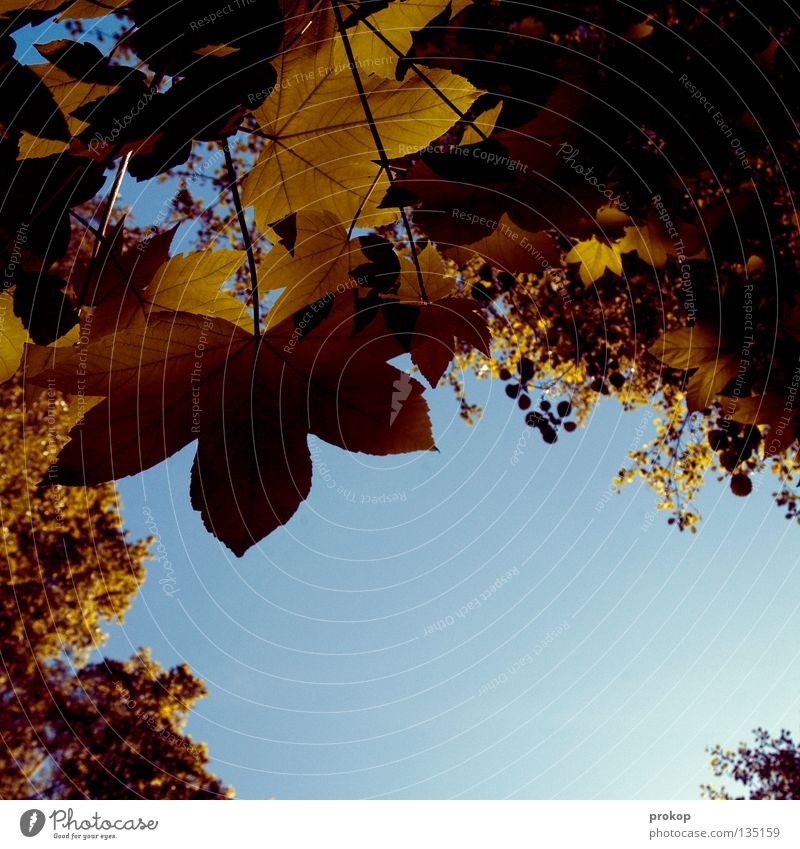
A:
346 170 383 241
340 0 489 142
223 141 261 339
68 209 134 285
332 0 428 302
78 150 131 306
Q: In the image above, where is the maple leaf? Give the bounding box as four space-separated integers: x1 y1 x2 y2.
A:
143 250 251 330
260 212 370 328
388 73 605 263
565 237 623 285
126 0 281 79
24 314 243 483
409 298 489 386
77 224 249 338
394 243 455 301
241 53 479 230
23 39 171 169
352 288 489 386
276 0 328 57
333 0 472 80
616 213 705 269
442 213 558 274
616 222 670 269
0 151 105 268
649 324 743 412
77 221 175 308
25 299 435 555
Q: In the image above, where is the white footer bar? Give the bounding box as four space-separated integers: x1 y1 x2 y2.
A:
4 800 798 848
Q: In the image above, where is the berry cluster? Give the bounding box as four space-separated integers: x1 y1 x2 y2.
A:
586 354 626 394
707 418 762 496
499 357 576 443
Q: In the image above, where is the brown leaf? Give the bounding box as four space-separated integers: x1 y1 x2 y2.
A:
26 298 436 554
410 299 490 386
650 324 742 412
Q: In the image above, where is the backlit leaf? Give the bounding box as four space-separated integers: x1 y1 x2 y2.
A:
260 212 369 328
565 237 623 285
242 64 479 229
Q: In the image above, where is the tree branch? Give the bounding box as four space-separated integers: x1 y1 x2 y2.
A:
68 209 137 293
340 0 489 142
332 0 428 302
223 141 261 339
78 150 131 307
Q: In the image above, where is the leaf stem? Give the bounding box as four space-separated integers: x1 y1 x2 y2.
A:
339 0 488 142
68 208 133 285
223 141 261 339
346 170 382 241
78 150 131 306
331 0 428 303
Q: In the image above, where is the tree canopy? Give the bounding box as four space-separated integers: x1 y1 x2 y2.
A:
1 0 799 805
0 376 230 798
1 1 798 552
703 728 800 800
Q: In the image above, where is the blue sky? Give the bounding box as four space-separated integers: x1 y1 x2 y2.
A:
10 21 800 801
106 376 800 800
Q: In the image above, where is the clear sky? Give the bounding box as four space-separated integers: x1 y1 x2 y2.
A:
11 23 800 801
106 373 800 800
